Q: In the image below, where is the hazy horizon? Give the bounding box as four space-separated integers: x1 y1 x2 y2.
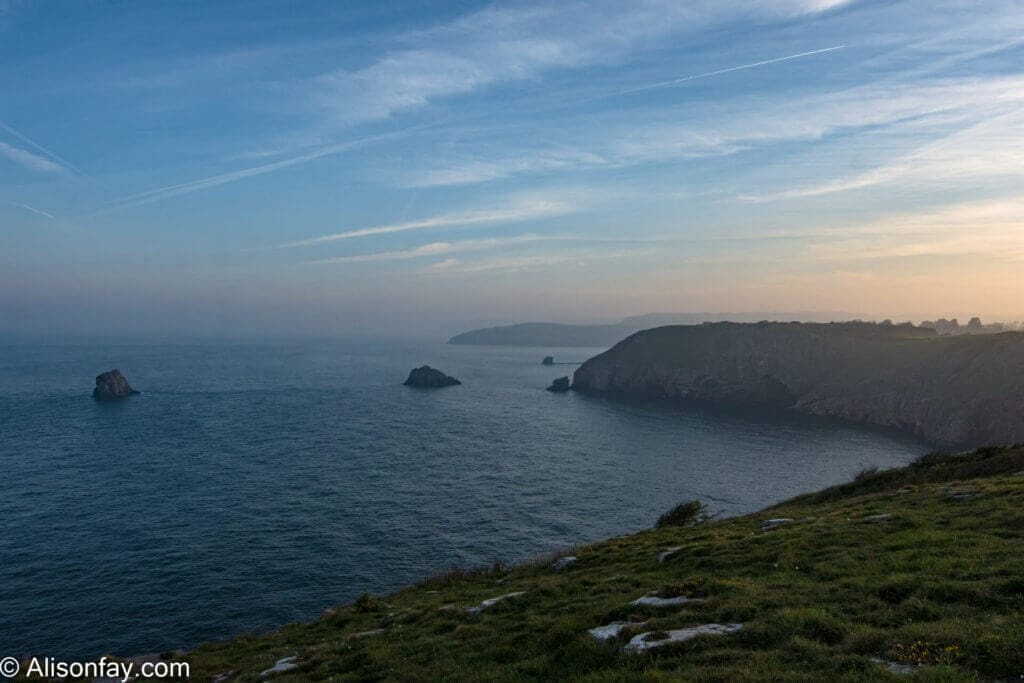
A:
3 0 1023 340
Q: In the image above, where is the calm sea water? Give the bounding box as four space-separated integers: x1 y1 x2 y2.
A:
0 341 925 659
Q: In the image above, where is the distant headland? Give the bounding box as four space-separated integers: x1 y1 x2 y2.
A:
571 321 1024 449
448 312 864 347
450 313 1023 347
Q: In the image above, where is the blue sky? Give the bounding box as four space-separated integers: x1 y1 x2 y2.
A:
1 0 1023 339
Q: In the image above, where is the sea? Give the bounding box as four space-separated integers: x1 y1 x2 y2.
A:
0 341 926 659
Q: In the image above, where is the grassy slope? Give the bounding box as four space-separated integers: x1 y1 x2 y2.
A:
181 446 1024 682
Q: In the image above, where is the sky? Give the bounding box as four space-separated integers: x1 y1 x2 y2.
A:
1 0 1023 340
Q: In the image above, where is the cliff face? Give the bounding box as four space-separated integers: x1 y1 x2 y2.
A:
571 322 1024 448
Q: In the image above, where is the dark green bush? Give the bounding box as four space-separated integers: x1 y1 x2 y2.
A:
354 592 375 613
656 500 709 528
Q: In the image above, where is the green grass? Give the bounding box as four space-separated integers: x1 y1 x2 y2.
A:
170 446 1024 681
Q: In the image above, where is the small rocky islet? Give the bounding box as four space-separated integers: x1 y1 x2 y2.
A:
92 369 139 399
403 365 461 388
546 376 570 392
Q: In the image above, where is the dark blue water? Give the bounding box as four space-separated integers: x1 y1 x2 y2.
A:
0 341 925 659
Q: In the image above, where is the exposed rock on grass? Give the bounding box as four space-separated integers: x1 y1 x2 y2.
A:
466 591 525 614
259 656 298 678
631 594 702 607
761 518 792 530
869 657 914 674
623 623 743 653
551 556 577 571
588 621 647 641
352 628 384 639
657 547 682 563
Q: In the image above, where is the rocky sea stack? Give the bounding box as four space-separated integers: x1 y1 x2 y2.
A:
92 369 139 399
546 376 570 392
403 366 461 388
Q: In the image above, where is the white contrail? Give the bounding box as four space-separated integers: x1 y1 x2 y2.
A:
620 45 846 95
91 124 439 216
276 201 570 249
7 201 56 220
0 119 82 174
307 233 571 264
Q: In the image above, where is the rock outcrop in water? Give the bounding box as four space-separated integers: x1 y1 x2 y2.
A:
93 369 139 399
571 322 1024 449
547 377 570 393
403 366 461 388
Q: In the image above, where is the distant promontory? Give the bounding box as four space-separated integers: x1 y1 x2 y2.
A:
571 322 1024 449
448 312 862 347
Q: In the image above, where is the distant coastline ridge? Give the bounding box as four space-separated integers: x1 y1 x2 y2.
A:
450 313 1023 348
449 312 867 347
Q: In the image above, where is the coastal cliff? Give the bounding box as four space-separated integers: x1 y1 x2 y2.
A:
571 322 1024 448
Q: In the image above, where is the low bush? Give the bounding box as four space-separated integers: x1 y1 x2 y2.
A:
656 500 709 528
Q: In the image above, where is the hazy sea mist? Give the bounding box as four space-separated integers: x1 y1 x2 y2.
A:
0 341 925 659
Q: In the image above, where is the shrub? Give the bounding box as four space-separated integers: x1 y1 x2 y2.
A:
854 466 879 481
656 500 709 528
354 592 375 613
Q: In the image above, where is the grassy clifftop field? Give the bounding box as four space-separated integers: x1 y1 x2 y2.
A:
176 445 1024 681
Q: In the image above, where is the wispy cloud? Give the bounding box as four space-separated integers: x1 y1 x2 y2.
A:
0 119 80 174
410 149 609 188
276 197 575 249
308 234 570 264
0 141 64 174
92 126 434 215
310 1 852 124
745 101 1024 201
411 72 1024 189
427 247 646 274
798 197 1024 263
